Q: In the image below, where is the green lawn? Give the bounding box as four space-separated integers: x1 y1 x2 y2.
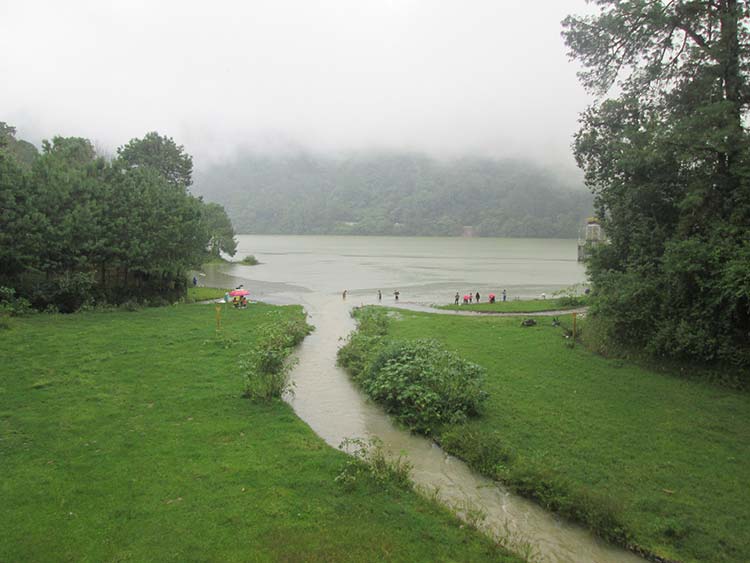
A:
385 311 750 563
438 298 584 313
187 285 229 301
0 304 519 562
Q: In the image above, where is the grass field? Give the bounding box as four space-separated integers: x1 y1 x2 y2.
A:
0 304 520 562
438 298 585 313
383 310 750 563
186 286 229 301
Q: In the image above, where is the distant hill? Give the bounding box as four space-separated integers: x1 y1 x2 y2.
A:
193 151 592 238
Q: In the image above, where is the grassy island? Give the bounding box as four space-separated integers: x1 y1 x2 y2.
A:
339 307 750 563
0 304 520 562
438 298 585 314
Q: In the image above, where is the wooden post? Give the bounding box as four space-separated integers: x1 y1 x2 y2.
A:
572 312 577 347
215 304 222 332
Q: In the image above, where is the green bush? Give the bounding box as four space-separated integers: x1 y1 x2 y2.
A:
504 462 630 546
32 272 95 313
440 426 514 477
0 286 33 317
351 306 390 336
361 339 487 433
337 332 386 380
240 255 259 265
336 437 413 491
339 306 487 434
241 317 312 400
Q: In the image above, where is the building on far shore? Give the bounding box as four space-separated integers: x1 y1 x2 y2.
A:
577 217 605 261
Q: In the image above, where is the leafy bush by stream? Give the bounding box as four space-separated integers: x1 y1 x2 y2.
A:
340 307 636 553
240 314 312 400
338 307 487 433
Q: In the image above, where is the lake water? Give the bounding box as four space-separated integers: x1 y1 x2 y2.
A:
212 235 586 304
201 236 642 563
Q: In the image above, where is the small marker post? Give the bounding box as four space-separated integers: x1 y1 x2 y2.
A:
571 312 577 347
215 304 222 332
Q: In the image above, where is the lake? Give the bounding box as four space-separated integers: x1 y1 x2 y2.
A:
204 235 586 305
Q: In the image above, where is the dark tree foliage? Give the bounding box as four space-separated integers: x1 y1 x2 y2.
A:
193 152 592 238
117 131 194 190
0 122 39 169
0 126 234 311
200 201 237 258
563 1 750 372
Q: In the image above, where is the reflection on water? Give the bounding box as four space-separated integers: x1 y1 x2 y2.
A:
201 235 642 563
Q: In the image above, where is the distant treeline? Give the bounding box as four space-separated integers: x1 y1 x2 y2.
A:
194 152 592 238
0 124 236 312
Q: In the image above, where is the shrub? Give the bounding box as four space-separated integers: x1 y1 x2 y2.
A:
553 283 588 308
241 317 312 400
336 437 412 490
505 462 630 546
0 286 33 317
361 339 487 434
119 299 141 312
240 255 259 265
351 306 389 336
440 426 514 477
337 332 386 380
32 272 95 313
339 306 487 434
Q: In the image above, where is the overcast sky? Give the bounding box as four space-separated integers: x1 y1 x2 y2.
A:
1 0 594 170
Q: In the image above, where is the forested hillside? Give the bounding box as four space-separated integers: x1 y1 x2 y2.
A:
194 152 592 237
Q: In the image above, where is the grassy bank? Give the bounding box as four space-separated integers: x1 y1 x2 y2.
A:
341 308 750 563
186 286 230 301
438 298 585 313
0 304 520 562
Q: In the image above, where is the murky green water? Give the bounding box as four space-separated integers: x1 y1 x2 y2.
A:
201 235 642 563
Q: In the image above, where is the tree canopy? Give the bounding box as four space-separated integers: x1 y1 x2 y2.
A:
117 131 194 190
564 1 750 373
0 126 235 312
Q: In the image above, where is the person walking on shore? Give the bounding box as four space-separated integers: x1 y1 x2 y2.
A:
454 292 460 305
475 291 480 303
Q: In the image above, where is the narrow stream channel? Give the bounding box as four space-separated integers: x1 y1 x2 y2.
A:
286 293 643 563
201 236 646 563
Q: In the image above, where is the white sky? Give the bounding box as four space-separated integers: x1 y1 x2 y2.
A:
0 0 594 170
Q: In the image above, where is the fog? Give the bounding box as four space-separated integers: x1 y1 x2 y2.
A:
0 0 593 171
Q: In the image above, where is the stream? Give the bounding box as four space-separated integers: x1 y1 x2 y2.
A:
201 235 645 563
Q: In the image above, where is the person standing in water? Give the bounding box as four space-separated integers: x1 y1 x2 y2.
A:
378 290 382 301
342 290 347 300
394 290 400 301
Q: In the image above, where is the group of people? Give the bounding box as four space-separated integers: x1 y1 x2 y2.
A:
232 295 248 308
454 289 507 305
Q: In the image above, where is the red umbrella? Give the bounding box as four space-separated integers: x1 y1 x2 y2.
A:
489 293 496 299
229 289 250 297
